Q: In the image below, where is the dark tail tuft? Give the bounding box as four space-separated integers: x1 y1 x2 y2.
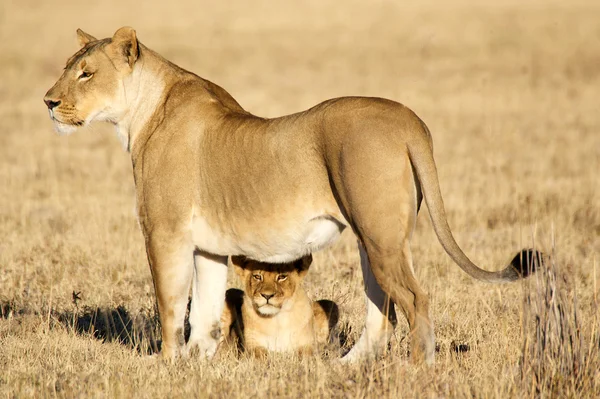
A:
509 248 544 278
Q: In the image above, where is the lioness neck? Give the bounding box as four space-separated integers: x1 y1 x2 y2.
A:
119 43 248 154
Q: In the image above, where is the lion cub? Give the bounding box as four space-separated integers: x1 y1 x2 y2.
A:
220 255 338 357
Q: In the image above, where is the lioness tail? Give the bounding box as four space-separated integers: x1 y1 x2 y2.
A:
406 128 542 283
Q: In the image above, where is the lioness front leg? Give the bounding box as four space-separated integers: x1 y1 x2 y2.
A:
187 251 228 358
146 232 194 360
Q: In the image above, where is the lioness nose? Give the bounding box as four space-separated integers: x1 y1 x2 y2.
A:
44 98 61 110
261 293 274 301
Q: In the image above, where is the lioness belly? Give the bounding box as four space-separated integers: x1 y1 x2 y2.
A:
191 213 346 262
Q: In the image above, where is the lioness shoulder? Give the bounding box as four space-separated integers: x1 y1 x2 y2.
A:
220 255 338 357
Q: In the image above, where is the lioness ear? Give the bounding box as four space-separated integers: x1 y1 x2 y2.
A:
110 26 139 69
295 255 312 277
76 29 97 47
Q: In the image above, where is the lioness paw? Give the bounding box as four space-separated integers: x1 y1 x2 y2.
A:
186 336 220 359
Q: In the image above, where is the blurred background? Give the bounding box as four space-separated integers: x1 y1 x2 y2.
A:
0 0 598 396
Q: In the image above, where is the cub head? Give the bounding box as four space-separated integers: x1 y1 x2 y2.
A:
43 27 139 135
231 255 312 317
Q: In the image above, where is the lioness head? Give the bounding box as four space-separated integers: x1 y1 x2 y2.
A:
43 27 139 135
231 255 312 317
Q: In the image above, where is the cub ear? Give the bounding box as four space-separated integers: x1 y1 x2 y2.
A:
109 26 139 69
231 256 248 278
76 29 97 47
295 254 313 277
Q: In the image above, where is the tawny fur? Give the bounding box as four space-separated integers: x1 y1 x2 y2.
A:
219 255 338 357
44 27 543 364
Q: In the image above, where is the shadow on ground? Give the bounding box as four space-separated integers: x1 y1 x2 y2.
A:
1 298 162 355
58 305 163 355
1 296 356 358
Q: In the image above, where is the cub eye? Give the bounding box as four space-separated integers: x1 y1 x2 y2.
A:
252 274 262 281
79 71 93 80
277 274 288 282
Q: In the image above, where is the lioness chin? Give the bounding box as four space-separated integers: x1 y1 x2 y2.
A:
219 255 338 357
44 27 543 365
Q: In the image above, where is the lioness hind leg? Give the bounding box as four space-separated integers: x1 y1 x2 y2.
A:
146 233 194 360
187 251 228 358
329 130 433 363
341 243 397 362
366 243 435 365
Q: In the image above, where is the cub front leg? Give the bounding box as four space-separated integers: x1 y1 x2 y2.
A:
146 231 194 360
187 251 228 358
312 300 340 344
245 346 269 359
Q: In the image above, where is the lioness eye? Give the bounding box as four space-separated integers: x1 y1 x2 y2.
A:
277 274 288 282
79 71 93 80
252 274 262 281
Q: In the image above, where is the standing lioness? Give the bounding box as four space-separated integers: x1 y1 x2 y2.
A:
44 27 542 364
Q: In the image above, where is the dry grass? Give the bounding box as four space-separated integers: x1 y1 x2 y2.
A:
1 0 599 397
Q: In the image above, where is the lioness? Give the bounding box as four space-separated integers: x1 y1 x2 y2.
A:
44 27 543 364
219 255 338 357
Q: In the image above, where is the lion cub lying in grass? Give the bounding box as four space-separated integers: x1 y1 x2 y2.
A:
219 255 338 357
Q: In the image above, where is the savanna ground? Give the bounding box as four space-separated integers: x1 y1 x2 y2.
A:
1 0 599 397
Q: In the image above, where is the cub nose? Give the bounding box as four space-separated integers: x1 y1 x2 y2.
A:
261 293 274 301
44 98 61 110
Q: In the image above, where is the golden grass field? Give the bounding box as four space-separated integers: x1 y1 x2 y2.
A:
1 0 599 397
